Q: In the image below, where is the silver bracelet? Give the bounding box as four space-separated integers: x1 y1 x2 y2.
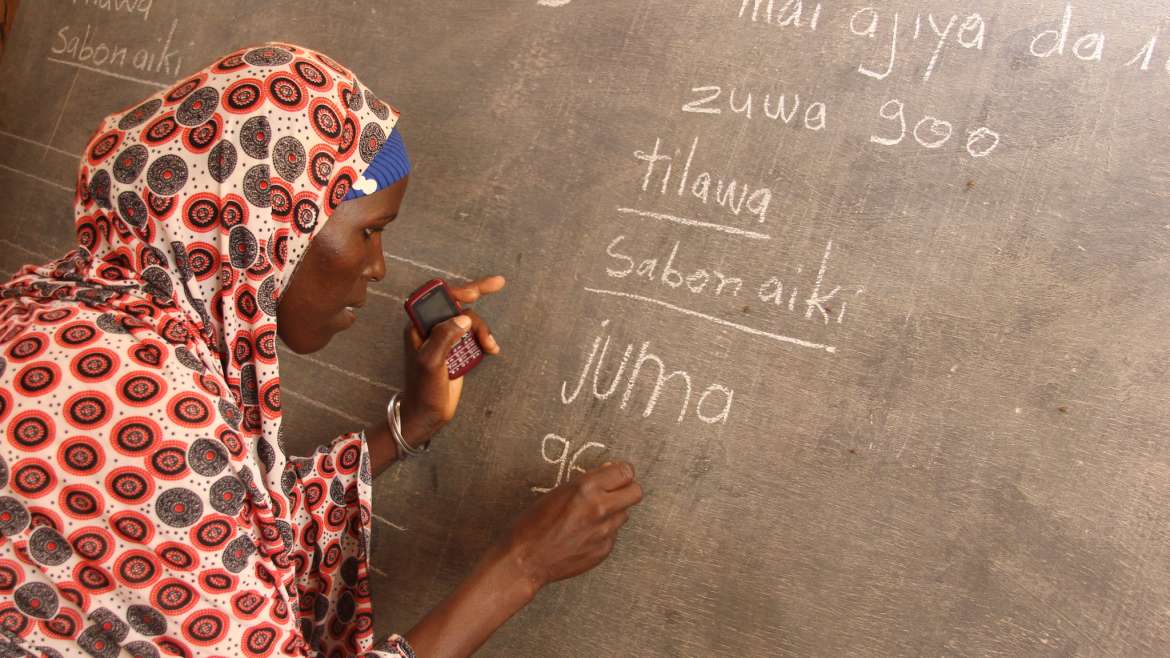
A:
387 392 429 459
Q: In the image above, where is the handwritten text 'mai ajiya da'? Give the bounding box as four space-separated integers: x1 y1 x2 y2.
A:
738 2 1170 83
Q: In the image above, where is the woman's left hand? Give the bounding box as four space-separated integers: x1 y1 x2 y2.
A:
399 275 505 446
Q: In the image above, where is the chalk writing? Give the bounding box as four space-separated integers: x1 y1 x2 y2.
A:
1125 31 1160 71
634 136 772 224
604 234 855 327
607 235 743 298
849 7 986 83
870 99 1000 158
738 0 823 31
724 0 1170 96
561 320 734 424
1025 10 1170 74
681 84 827 131
531 433 607 493
1029 4 1104 62
51 20 182 77
72 0 153 21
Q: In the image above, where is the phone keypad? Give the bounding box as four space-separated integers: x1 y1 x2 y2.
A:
447 332 484 378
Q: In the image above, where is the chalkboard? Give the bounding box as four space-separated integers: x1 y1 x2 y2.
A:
4 1 1170 655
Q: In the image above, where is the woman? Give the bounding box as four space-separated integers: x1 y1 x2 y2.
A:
0 43 642 658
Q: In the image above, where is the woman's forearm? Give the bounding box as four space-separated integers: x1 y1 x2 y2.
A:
366 393 441 477
404 543 539 658
365 417 398 478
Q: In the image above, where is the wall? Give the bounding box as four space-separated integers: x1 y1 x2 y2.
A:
2 1 1170 655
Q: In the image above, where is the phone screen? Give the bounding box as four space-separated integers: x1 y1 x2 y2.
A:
414 287 461 336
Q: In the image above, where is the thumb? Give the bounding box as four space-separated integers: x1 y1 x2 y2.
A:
419 315 471 369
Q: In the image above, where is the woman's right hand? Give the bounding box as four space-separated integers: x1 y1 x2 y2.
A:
503 461 644 590
403 461 643 657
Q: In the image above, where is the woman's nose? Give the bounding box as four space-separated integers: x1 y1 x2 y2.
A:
365 240 386 283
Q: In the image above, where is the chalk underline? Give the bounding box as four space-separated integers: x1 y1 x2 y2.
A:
616 207 772 240
382 252 470 283
0 239 54 263
372 513 407 532
0 164 72 192
584 287 837 354
46 57 168 89
281 387 365 425
279 348 401 394
368 288 405 303
0 130 77 158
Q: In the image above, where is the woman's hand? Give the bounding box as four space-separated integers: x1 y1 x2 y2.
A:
404 461 643 658
399 275 505 446
502 460 644 589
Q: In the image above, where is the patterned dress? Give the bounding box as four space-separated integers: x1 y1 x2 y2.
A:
0 43 414 658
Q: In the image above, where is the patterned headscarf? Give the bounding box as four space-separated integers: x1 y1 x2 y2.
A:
78 41 398 394
0 43 413 658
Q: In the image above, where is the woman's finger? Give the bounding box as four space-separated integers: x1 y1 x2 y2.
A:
585 461 636 492
604 481 644 513
459 309 499 354
450 275 506 304
418 315 472 371
603 510 630 535
404 323 424 350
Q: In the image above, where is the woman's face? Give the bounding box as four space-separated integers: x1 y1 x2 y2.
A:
276 176 409 353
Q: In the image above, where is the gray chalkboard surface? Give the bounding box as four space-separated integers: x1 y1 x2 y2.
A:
3 1 1170 655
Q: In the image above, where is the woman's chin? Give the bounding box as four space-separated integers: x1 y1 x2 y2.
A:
277 324 337 355
276 308 357 353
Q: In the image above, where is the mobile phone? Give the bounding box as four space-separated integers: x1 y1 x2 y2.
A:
404 278 484 379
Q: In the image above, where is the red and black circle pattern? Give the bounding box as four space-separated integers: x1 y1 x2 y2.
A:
64 391 111 429
266 74 306 111
183 609 228 646
115 550 161 588
156 541 198 571
141 113 179 146
0 41 412 658
71 349 118 381
7 411 54 450
16 362 60 397
60 485 104 519
118 372 166 407
69 527 113 562
7 333 48 362
224 78 265 113
58 436 104 475
55 322 99 348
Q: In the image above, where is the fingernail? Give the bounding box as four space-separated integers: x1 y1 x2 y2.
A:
454 315 471 330
487 334 499 351
603 461 613 466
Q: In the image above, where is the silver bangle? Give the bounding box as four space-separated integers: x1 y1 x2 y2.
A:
387 392 429 459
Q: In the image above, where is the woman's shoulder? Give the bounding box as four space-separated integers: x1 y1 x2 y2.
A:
1 303 231 418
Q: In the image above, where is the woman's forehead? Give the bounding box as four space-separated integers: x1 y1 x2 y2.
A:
335 177 410 223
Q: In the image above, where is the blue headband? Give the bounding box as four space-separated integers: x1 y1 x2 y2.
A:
343 127 411 201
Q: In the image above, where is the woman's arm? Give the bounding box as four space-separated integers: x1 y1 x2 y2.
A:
364 275 645 655
401 542 536 658
404 462 643 658
365 312 488 476
367 277 503 477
